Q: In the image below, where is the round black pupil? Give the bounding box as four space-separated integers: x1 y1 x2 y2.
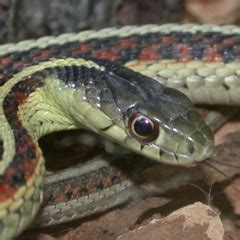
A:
134 118 153 137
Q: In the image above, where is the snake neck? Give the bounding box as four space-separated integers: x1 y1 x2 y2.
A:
17 75 76 140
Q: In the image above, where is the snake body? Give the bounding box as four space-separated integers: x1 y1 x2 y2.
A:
1 24 240 238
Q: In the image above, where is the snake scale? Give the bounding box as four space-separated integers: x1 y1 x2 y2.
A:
0 23 240 238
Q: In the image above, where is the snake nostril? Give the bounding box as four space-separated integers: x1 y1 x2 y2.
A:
188 142 195 154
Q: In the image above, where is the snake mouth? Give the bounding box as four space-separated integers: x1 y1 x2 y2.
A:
158 141 215 167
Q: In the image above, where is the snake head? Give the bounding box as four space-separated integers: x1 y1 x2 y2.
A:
72 60 214 167
123 87 215 167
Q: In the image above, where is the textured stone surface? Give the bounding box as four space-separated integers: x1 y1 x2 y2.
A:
117 202 224 240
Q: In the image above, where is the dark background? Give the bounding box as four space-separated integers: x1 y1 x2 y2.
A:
0 0 239 44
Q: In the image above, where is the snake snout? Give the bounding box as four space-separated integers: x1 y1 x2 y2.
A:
186 125 215 163
170 108 214 164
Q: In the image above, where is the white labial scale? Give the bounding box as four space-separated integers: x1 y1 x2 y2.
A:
102 124 127 144
124 137 141 152
161 151 178 163
141 144 160 160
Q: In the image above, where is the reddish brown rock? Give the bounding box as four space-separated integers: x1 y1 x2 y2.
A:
117 202 224 240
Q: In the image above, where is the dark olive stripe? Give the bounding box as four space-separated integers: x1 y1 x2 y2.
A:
0 76 44 200
43 165 127 206
0 31 239 86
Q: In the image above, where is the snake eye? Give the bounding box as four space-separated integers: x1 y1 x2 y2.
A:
128 113 159 143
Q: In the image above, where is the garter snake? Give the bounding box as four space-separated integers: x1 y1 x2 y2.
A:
1 23 240 238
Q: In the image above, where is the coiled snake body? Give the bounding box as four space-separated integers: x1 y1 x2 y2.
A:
1 24 240 238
